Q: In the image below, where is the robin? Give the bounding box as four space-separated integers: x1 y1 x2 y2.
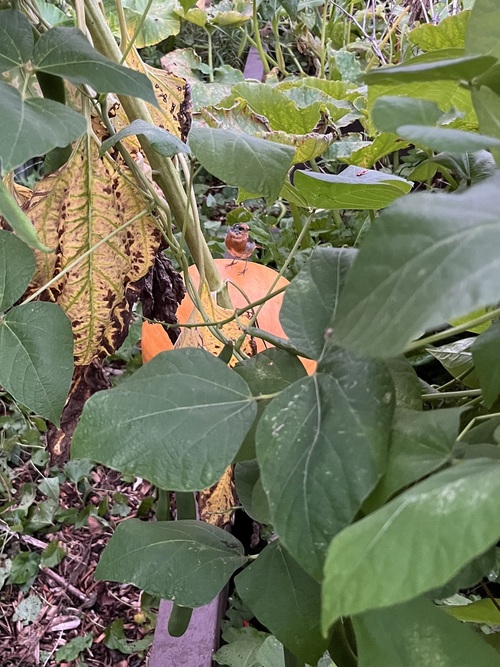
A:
224 223 257 272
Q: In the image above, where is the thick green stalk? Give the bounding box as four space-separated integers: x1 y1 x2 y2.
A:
83 0 227 300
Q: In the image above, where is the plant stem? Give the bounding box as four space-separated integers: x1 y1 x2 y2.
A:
120 0 154 63
84 0 227 301
156 489 170 521
319 0 329 78
422 389 482 401
251 0 270 74
405 306 500 353
206 28 214 82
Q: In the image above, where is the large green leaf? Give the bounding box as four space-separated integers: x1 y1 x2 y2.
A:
368 407 462 507
256 349 394 580
396 125 500 153
371 96 444 133
235 541 329 664
367 79 477 135
409 10 470 52
364 55 496 85
95 519 246 607
0 302 74 425
71 349 257 491
353 596 500 667
322 459 500 630
466 0 500 61
293 167 412 211
279 247 356 360
0 230 35 311
189 127 294 201
385 357 422 410
230 82 322 134
472 322 500 407
0 82 86 174
32 27 157 105
105 0 180 48
0 9 33 72
333 173 500 357
234 348 306 462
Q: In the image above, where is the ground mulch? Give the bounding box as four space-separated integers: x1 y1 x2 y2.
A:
0 464 156 667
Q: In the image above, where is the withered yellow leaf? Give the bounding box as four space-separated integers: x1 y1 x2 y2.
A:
111 48 191 154
199 466 236 528
27 135 161 365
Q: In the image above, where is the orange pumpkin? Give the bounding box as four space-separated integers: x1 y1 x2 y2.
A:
142 259 316 374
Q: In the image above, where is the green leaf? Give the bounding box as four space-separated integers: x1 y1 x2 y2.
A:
293 167 412 211
189 127 294 202
235 541 329 664
214 630 269 666
8 551 40 585
371 96 444 134
99 119 190 158
0 181 52 252
280 0 298 18
409 10 470 52
55 633 93 662
104 619 152 654
41 541 66 568
385 357 422 410
343 133 409 169
71 349 257 491
95 519 247 606
106 0 180 48
472 87 500 161
0 302 74 425
353 596 500 667
32 27 157 105
445 598 500 626
367 79 476 137
369 407 462 506
0 9 34 73
333 173 500 357
472 322 500 407
396 125 500 153
234 460 270 524
364 54 496 85
279 247 356 359
0 82 86 174
257 349 394 580
230 82 322 134
465 0 500 61
321 459 500 630
234 349 306 461
0 231 35 311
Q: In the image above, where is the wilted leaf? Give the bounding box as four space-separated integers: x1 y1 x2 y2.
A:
26 135 161 364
